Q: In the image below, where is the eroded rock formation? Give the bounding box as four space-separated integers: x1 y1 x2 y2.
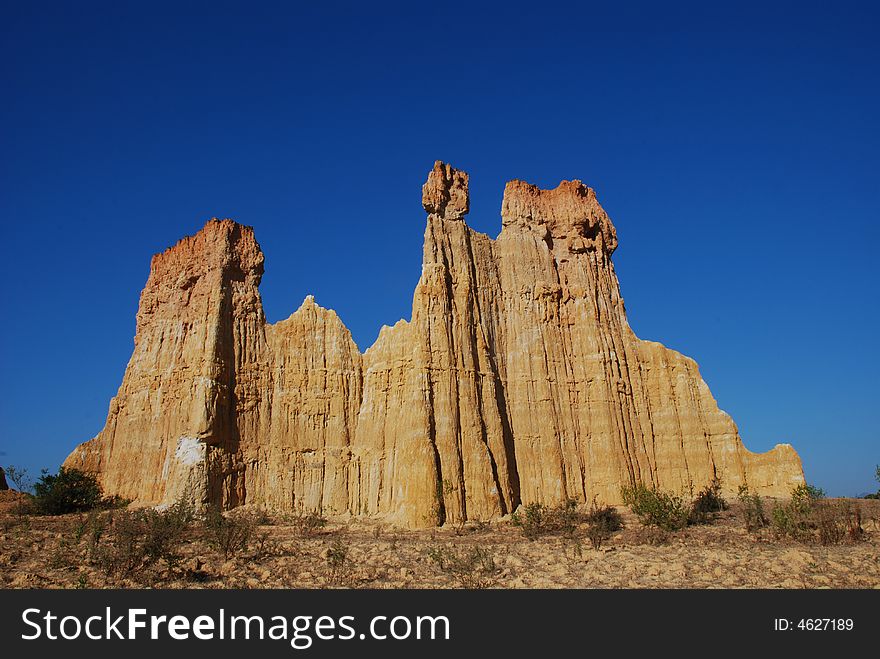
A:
64 161 804 526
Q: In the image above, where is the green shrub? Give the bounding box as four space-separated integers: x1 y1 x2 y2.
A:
737 485 768 532
33 468 102 515
555 499 582 537
511 502 548 539
769 482 826 540
511 499 582 539
690 477 728 524
620 484 690 531
96 500 193 577
85 510 110 555
770 501 812 541
325 537 352 586
771 484 863 545
793 483 825 502
583 498 623 550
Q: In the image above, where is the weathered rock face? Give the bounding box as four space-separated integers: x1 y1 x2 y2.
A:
64 220 266 508
65 161 804 525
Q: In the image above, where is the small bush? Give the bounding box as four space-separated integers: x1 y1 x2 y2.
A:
96 500 193 577
553 499 582 537
621 484 690 531
205 507 257 559
583 498 623 550
33 468 102 515
427 544 498 588
814 501 863 545
4 465 31 492
511 502 549 539
147 498 195 556
771 484 863 545
511 499 582 540
325 538 352 586
737 485 768 533
85 510 110 556
800 483 826 501
65 510 109 561
690 477 728 524
770 501 812 541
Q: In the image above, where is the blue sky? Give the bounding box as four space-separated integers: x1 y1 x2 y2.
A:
1 1 877 495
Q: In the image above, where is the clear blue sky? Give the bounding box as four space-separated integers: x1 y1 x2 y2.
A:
1 1 877 496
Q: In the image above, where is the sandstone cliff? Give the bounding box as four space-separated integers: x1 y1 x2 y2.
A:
64 162 804 526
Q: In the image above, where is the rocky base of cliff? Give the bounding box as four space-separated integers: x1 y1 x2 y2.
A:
2 499 877 589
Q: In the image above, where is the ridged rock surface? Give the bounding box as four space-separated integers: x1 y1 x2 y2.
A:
65 161 804 526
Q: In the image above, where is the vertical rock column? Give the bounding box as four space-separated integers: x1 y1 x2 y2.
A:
64 219 266 508
352 162 520 526
414 163 519 523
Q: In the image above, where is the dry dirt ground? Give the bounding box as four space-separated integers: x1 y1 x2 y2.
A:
1 491 878 589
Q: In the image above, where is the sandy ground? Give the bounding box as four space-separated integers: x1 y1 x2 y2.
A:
1 491 878 589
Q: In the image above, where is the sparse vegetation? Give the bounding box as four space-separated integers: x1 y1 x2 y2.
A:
33 468 103 515
814 501 863 545
324 537 352 586
4 466 34 519
94 498 194 578
205 507 258 559
770 484 820 541
621 483 690 531
770 484 864 545
1 482 877 588
737 484 768 533
511 502 549 539
801 483 827 501
427 544 498 588
511 499 582 539
49 537 79 569
689 477 728 524
4 465 32 494
583 497 623 550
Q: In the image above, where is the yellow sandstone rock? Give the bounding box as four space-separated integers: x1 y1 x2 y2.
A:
64 161 804 526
